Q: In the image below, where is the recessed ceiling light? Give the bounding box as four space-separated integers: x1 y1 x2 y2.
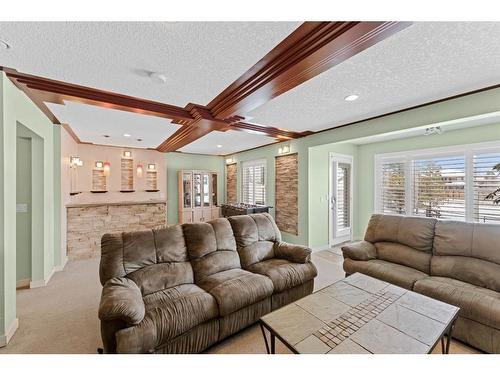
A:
344 94 359 102
137 138 143 142
0 40 11 50
150 72 167 84
103 135 110 138
123 133 131 137
217 145 222 148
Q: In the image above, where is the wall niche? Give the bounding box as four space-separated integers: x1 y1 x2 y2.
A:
121 152 134 192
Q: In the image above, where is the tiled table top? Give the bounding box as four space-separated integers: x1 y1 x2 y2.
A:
260 273 460 354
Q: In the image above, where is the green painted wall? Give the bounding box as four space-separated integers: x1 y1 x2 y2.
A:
16 137 31 282
355 122 500 238
165 152 225 224
0 72 61 340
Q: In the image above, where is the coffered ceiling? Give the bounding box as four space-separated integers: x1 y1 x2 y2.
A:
1 22 500 155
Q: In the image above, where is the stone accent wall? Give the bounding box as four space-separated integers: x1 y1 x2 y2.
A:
275 154 298 235
226 163 238 204
66 202 166 259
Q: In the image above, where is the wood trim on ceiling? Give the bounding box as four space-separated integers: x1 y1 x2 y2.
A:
156 21 411 151
207 21 412 120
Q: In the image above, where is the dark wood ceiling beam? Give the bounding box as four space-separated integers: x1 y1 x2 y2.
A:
2 67 194 123
230 121 313 139
207 21 412 120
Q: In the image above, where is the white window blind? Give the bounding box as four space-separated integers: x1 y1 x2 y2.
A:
473 152 500 223
380 161 406 215
242 160 266 205
336 162 351 229
412 155 466 220
376 142 500 224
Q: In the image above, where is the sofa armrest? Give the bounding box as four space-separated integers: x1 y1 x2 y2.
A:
341 241 377 261
274 242 312 263
98 277 145 326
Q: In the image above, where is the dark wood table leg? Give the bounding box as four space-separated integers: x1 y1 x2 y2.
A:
260 322 270 354
270 332 276 354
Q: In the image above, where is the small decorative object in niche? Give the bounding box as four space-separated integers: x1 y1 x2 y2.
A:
123 150 132 158
121 157 134 191
95 161 103 169
148 163 156 171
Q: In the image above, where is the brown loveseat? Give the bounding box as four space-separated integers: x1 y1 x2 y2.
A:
342 214 500 353
98 213 317 353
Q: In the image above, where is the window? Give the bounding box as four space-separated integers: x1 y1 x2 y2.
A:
242 159 266 205
375 142 500 223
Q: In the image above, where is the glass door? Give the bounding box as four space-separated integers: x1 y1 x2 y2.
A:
211 173 218 206
203 173 210 207
182 172 192 209
329 153 353 246
193 173 202 208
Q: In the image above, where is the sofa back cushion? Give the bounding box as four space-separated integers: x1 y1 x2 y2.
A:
432 220 500 291
228 213 282 268
375 242 432 274
100 226 194 295
183 218 241 283
365 214 437 252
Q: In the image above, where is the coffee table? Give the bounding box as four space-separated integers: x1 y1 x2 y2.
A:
259 273 459 354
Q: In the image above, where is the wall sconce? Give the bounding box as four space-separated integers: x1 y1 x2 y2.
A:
137 163 144 178
148 163 156 171
103 161 111 177
226 157 235 164
278 144 291 154
424 126 443 136
123 151 132 158
70 156 83 167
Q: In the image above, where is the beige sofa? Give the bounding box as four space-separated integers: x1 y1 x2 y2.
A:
342 214 500 353
98 213 317 353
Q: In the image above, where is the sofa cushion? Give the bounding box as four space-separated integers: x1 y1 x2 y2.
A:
229 213 282 268
343 258 428 290
433 221 500 264
431 255 500 293
197 268 274 316
127 262 194 296
375 242 431 274
247 258 317 293
364 214 436 252
183 220 241 283
116 284 218 353
414 277 500 330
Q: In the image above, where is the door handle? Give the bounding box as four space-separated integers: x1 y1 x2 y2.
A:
330 196 336 209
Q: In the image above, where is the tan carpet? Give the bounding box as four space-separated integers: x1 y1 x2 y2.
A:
0 249 479 354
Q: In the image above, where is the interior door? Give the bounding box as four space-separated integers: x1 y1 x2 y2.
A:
329 153 353 246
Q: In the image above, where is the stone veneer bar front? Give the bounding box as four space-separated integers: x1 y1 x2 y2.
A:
66 200 167 259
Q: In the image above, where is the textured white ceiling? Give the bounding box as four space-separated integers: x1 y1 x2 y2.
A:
178 130 276 155
249 22 500 132
0 22 299 106
46 101 181 148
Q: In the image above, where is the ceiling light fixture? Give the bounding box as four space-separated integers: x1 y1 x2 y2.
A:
344 94 359 102
424 126 443 136
217 145 222 148
123 133 131 137
0 40 11 50
150 72 167 84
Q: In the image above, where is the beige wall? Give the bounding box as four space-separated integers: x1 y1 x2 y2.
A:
60 128 78 264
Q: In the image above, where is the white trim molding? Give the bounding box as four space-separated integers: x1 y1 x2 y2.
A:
30 267 56 289
55 255 68 272
0 318 19 347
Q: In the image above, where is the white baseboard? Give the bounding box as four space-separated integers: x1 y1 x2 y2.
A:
30 267 55 289
16 278 31 289
0 318 19 347
55 255 68 272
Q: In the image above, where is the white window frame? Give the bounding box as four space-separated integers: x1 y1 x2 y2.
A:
374 140 500 221
241 159 267 205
